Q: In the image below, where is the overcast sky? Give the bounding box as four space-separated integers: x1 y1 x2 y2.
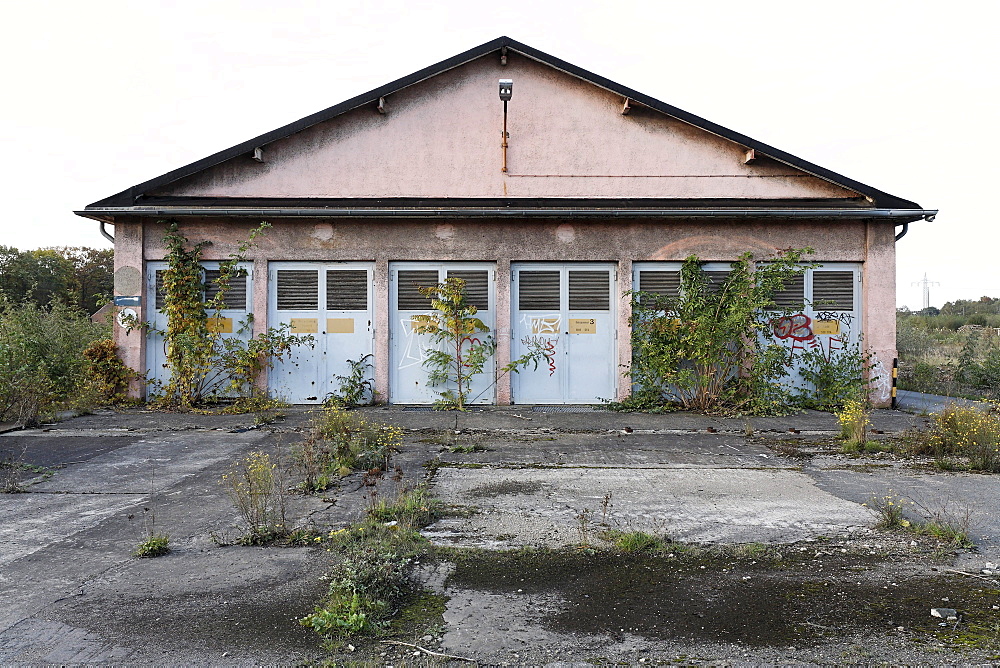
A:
2 0 995 309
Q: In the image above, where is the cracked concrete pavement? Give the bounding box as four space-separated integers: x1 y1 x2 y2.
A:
2 405 999 663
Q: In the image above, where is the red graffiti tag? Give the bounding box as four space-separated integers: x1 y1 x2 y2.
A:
460 337 482 368
544 340 557 376
771 314 813 341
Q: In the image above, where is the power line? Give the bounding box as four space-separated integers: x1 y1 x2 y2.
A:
912 273 940 310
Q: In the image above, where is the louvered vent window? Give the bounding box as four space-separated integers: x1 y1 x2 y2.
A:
276 270 319 310
569 271 610 310
447 270 489 311
812 272 855 310
768 273 805 310
638 271 680 301
327 270 368 310
204 269 247 310
518 271 561 310
154 270 166 310
703 271 730 295
397 270 439 310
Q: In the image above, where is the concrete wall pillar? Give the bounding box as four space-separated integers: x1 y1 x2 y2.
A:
252 258 269 394
494 258 512 405
113 221 145 399
616 258 633 401
863 222 897 407
373 258 391 403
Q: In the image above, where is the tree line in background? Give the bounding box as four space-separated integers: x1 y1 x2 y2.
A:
0 246 113 315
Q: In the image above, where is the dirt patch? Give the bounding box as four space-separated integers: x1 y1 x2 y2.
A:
466 479 544 498
444 548 1000 652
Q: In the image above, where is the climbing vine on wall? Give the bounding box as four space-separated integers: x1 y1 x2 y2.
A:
156 221 309 409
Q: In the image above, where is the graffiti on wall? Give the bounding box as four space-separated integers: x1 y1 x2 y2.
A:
520 334 558 375
520 314 561 376
398 318 433 370
770 312 854 365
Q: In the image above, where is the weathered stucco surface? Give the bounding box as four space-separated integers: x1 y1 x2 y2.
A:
125 217 897 405
155 53 859 201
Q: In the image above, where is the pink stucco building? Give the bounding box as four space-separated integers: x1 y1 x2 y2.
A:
77 37 935 406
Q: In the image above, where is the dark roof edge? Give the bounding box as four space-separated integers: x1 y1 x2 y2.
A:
86 36 922 210
127 195 880 208
75 207 938 224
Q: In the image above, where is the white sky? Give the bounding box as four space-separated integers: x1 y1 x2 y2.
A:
2 0 996 309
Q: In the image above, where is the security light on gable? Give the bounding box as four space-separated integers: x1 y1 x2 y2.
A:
499 79 513 101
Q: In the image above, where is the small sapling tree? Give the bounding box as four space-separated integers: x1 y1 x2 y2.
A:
411 277 547 410
411 277 495 410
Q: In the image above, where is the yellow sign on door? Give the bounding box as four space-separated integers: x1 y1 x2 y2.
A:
813 320 840 336
206 317 233 334
569 318 597 334
326 318 355 334
290 318 318 334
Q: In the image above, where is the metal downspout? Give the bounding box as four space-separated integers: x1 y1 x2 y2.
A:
99 221 115 243
894 222 909 241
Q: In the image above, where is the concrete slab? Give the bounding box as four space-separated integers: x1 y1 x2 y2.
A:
429 466 871 547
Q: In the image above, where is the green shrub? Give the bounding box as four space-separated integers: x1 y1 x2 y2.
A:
0 299 108 424
626 250 811 415
795 343 876 410
295 408 402 491
81 338 136 406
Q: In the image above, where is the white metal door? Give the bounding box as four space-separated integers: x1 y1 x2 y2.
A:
768 264 862 389
268 262 374 403
511 263 616 404
390 263 495 404
145 261 253 395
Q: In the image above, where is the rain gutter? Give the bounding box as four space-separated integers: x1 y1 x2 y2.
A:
77 207 939 221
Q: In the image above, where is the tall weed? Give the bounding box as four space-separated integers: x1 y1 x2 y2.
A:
220 451 287 543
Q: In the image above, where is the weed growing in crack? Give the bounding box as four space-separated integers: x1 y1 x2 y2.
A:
369 485 442 528
600 491 613 525
836 399 871 452
911 403 1000 472
133 534 170 558
324 354 377 408
220 451 288 544
575 508 594 546
599 529 668 553
866 491 974 548
295 407 401 492
0 444 48 493
301 486 440 644
866 492 908 530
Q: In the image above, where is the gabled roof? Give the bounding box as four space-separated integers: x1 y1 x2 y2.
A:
81 36 926 213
